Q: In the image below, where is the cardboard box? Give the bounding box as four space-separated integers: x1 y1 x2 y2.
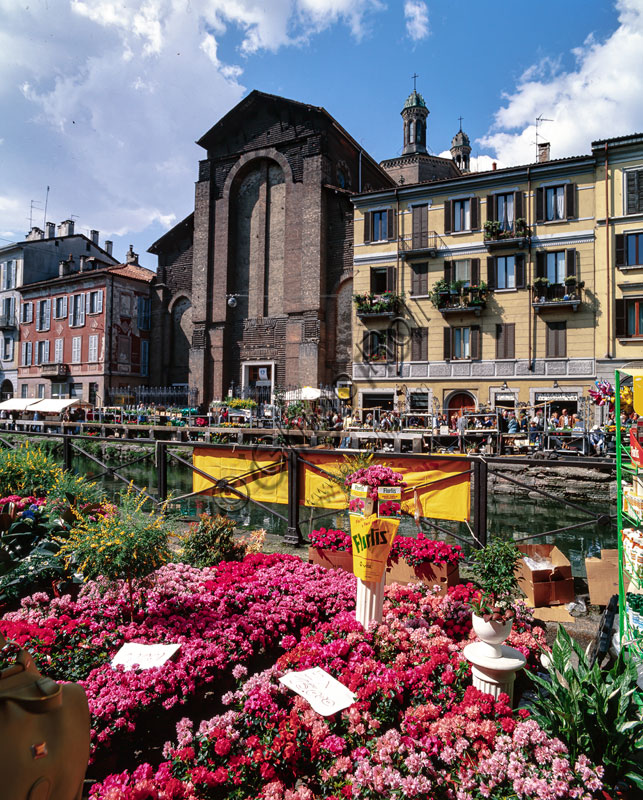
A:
516 544 575 607
585 549 626 607
385 558 459 596
308 547 353 574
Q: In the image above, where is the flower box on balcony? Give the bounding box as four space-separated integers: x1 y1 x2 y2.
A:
438 302 485 316
353 292 403 318
484 235 530 251
385 557 460 595
308 546 354 574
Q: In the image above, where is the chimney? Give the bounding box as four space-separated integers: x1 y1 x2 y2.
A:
45 221 55 239
105 240 113 257
27 227 44 241
57 219 75 237
492 162 497 171
79 255 86 272
58 260 68 277
126 244 139 265
90 229 99 246
538 142 551 163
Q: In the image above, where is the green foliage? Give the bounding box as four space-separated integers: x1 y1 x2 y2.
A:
469 537 521 599
528 625 643 791
181 513 245 567
0 443 63 496
227 397 258 410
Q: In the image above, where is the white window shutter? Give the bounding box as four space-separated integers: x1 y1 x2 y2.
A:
35 303 41 331
68 296 73 319
1 264 5 291
62 296 68 318
9 297 14 319
27 341 32 365
44 341 49 363
21 342 26 366
55 339 63 363
44 299 51 331
97 290 103 314
28 303 33 323
7 338 13 361
79 294 85 326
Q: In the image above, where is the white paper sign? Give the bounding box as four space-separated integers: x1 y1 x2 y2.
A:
279 667 356 716
111 643 181 671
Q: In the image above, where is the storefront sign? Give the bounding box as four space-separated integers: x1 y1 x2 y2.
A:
534 392 578 403
279 667 356 716
495 393 516 402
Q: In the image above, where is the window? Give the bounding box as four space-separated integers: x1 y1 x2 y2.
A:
443 325 481 360
410 262 428 296
141 340 149 376
20 302 33 324
445 259 480 287
35 299 51 332
71 336 82 364
487 254 525 290
411 328 428 361
1 260 16 290
411 205 428 249
21 341 32 366
2 337 13 361
137 297 151 330
616 298 643 338
88 335 99 363
37 384 45 399
444 196 479 234
362 330 393 362
535 184 575 221
363 208 395 243
118 335 131 364
625 169 643 215
535 249 576 285
52 382 68 399
453 199 470 232
35 340 49 365
54 296 68 319
409 392 429 411
70 294 85 327
20 384 28 399
88 290 103 315
546 321 566 358
487 191 524 231
89 382 98 405
1 296 14 324
70 383 83 399
54 339 64 364
616 233 643 267
370 267 394 294
496 323 515 359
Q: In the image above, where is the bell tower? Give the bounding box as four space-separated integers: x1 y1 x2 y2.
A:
450 118 472 173
401 79 429 156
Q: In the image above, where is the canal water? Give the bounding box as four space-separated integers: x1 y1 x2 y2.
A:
72 453 616 578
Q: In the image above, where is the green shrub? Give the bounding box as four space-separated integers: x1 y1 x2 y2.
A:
0 443 64 496
181 513 245 567
469 537 521 599
528 625 643 792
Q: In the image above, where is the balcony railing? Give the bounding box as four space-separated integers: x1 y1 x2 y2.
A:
399 231 439 258
40 363 69 378
430 282 489 315
483 219 531 251
354 292 403 319
0 314 16 329
531 281 583 312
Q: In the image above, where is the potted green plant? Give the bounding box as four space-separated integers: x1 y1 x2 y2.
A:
429 278 450 309
468 538 522 645
484 220 502 240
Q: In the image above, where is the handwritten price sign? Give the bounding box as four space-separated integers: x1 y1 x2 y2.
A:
279 667 356 716
111 643 181 671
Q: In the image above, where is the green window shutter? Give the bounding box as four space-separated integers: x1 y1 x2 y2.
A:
486 257 496 290
363 212 372 243
615 299 626 337
515 254 525 288
470 325 481 360
536 251 546 279
444 200 452 234
471 258 480 286
565 183 576 218
514 191 524 220
566 249 577 278
387 208 396 240
615 234 626 267
443 327 451 360
470 197 479 229
535 188 545 222
486 195 495 222
444 261 452 284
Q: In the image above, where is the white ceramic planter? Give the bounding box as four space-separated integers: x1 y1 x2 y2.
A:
471 613 513 659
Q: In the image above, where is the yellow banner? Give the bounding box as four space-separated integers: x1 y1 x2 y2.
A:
192 447 288 505
192 449 470 523
350 515 399 581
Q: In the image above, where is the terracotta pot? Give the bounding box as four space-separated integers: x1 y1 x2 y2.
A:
308 547 353 574
385 557 459 596
471 613 513 658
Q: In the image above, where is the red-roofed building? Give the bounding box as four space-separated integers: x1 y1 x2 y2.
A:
18 246 154 405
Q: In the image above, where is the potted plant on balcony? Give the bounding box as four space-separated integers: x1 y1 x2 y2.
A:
533 276 550 302
484 220 502 241
429 278 451 309
450 279 467 297
469 281 488 307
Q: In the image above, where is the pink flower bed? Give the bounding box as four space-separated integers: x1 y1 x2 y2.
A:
1 554 357 758
89 582 601 799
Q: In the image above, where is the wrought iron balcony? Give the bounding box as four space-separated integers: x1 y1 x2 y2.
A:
399 231 439 259
41 362 69 378
531 281 583 312
483 219 531 251
354 292 403 319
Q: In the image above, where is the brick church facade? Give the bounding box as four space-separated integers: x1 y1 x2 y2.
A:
149 90 394 405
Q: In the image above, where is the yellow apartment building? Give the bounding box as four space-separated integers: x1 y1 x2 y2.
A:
350 121 643 421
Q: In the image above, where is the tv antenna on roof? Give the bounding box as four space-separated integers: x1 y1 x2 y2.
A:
534 114 553 160
28 199 43 229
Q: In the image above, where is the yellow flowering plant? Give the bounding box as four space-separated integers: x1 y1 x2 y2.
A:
58 484 173 620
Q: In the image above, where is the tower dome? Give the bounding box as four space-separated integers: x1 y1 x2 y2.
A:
450 121 471 173
401 90 429 155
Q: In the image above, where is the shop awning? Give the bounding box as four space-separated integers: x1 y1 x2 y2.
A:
0 399 38 411
27 399 79 414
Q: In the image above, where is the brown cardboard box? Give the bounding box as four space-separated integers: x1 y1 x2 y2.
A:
585 549 626 606
516 544 575 607
308 547 353 574
385 558 459 595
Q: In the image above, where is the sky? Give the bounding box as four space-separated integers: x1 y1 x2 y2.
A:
1 0 641 269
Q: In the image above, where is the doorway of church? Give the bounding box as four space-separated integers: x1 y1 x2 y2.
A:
243 364 273 407
446 391 476 419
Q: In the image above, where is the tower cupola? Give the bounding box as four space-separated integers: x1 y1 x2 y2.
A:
401 88 429 156
450 120 471 172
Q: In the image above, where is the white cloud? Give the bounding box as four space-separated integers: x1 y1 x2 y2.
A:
0 0 382 262
404 1 429 41
480 0 643 165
